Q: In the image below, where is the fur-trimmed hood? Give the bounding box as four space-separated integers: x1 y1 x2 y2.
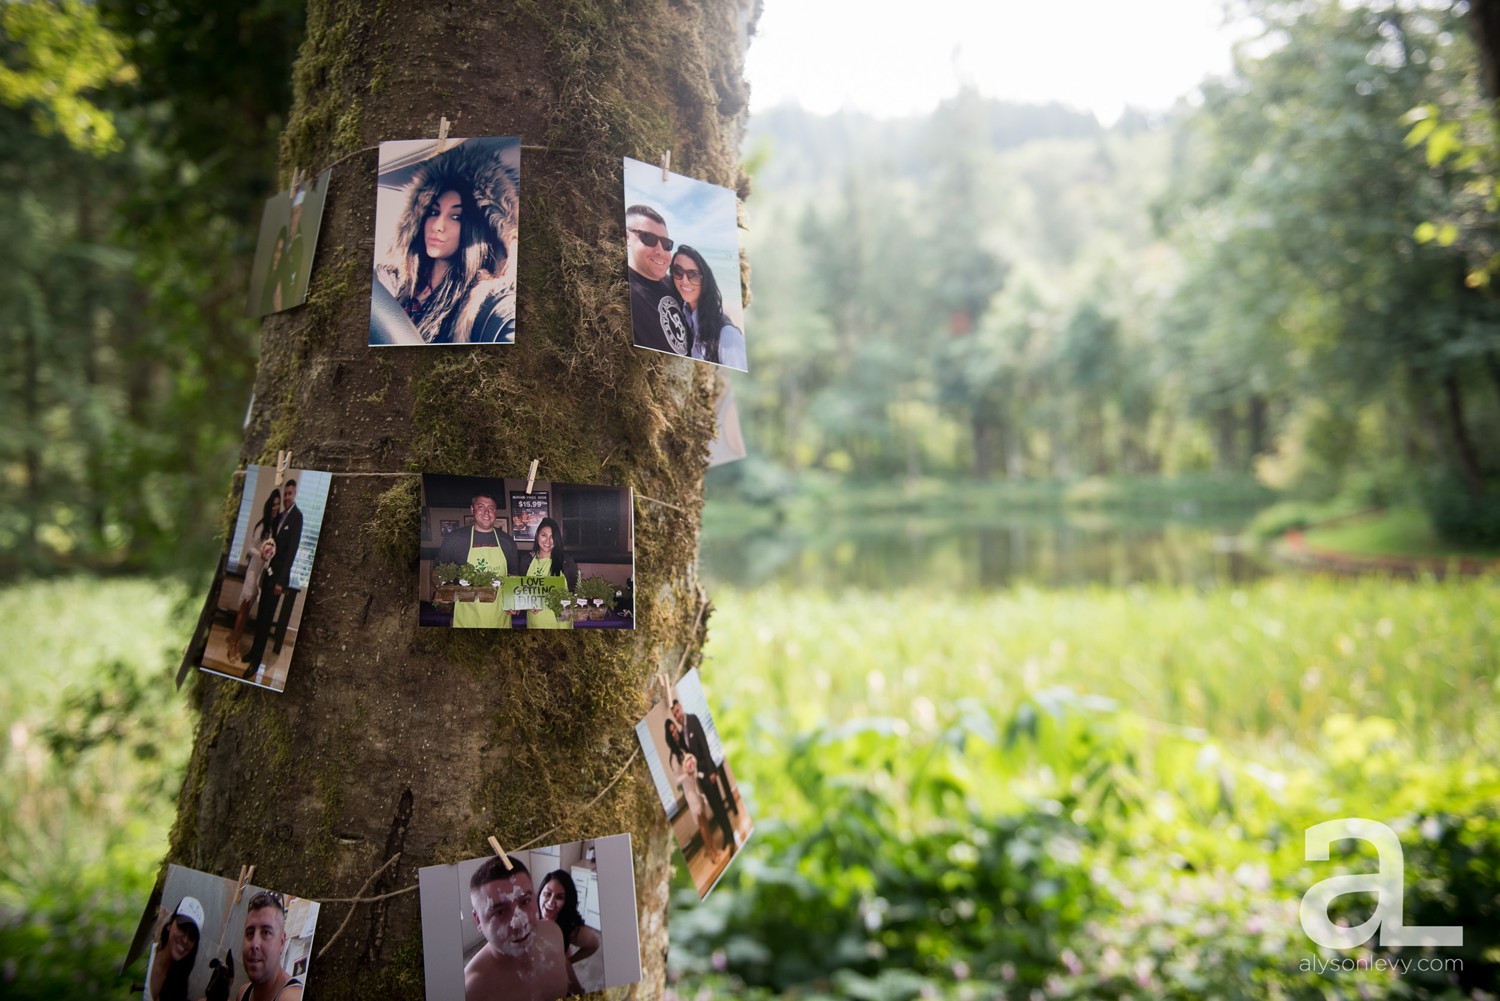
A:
375 139 519 344
386 140 519 267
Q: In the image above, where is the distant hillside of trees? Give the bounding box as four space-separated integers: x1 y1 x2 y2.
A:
745 98 1105 193
724 1 1500 547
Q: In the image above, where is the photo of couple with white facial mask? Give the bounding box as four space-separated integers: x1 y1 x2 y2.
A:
419 835 640 1001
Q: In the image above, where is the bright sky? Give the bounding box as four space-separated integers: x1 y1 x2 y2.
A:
745 0 1253 123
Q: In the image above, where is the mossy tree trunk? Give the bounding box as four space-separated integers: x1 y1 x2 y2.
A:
166 1 757 996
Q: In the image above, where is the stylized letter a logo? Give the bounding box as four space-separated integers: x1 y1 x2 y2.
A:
1300 818 1461 948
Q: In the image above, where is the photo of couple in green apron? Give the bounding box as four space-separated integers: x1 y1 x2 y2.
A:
421 474 633 631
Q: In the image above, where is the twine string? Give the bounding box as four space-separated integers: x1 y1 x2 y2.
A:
289 140 594 187
300 587 708 960
313 852 403 961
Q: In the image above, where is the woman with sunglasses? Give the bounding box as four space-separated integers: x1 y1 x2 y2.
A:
671 246 746 371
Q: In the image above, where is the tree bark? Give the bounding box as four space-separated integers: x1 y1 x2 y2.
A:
1441 370 1486 496
972 409 997 478
1483 350 1500 417
78 171 110 545
782 374 804 472
1469 0 1500 99
1246 393 1268 463
1213 405 1237 473
166 1 757 997
20 310 41 566
1003 395 1024 480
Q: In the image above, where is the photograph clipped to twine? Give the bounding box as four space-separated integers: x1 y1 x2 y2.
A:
370 134 520 346
623 155 748 371
126 864 320 1001
635 668 755 898
247 167 332 317
418 835 641 1001
707 371 747 467
189 462 332 692
419 472 635 630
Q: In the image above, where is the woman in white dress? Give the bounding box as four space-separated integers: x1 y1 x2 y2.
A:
667 718 724 863
228 489 280 659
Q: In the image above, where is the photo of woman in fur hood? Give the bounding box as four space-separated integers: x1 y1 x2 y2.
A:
370 136 519 346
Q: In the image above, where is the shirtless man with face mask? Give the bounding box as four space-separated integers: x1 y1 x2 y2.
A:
465 856 581 1000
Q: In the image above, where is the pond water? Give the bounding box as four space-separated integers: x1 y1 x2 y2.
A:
699 509 1272 591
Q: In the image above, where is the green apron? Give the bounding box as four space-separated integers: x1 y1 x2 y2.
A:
524 557 571 630
452 528 510 629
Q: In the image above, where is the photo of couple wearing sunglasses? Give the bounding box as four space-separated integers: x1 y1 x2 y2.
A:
623 157 748 372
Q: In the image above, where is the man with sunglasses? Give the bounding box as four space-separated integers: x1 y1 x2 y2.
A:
626 204 692 357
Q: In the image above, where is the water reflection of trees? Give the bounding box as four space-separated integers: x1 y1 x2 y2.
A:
702 517 1268 591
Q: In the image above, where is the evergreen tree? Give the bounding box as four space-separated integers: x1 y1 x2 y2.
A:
164 1 756 994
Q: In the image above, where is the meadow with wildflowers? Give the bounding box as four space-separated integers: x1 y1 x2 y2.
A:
670 577 1500 999
3 574 1496 998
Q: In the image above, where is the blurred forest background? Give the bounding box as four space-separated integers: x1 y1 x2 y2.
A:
3 0 1499 998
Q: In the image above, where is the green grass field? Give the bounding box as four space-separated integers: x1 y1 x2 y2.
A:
681 576 1500 998
0 579 195 997
702 577 1500 753
3 574 1497 997
1303 507 1500 561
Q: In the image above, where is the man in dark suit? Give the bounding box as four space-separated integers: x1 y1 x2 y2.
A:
243 478 304 679
672 699 736 850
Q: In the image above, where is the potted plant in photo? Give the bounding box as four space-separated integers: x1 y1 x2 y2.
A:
464 558 502 602
574 576 617 620
434 559 501 602
432 562 461 603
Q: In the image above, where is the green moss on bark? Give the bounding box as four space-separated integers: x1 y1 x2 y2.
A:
280 3 374 164
371 476 423 569
176 1 757 995
301 251 364 347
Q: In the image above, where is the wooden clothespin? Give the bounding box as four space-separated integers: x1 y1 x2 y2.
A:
438 116 452 153
487 836 514 870
290 167 304 197
233 864 256 904
525 459 539 495
275 450 292 487
661 149 671 182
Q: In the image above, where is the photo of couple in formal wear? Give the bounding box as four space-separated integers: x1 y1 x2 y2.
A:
130 864 320 1001
369 135 519 346
623 156 748 372
193 463 331 692
708 373 746 467
418 835 641 1001
247 168 331 317
635 669 754 897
